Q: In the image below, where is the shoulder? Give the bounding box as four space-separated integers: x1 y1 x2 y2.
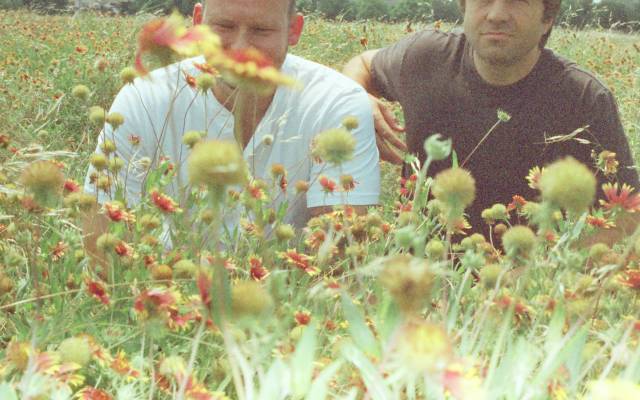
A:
385 28 465 62
282 54 372 107
545 50 614 101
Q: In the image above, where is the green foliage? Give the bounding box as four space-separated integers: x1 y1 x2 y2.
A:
351 0 389 21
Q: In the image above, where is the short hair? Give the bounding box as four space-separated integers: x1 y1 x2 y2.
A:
457 0 562 48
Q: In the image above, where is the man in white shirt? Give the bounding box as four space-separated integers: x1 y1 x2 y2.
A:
83 0 380 258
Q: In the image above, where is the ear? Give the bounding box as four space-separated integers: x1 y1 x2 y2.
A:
193 2 203 25
288 13 304 46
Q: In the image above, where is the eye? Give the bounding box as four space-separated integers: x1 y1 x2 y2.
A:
252 27 273 35
211 22 234 31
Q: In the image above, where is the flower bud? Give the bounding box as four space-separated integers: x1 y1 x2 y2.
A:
539 157 596 213
502 225 536 258
100 139 117 155
196 73 216 91
71 84 91 101
423 134 452 161
231 281 273 318
120 67 137 84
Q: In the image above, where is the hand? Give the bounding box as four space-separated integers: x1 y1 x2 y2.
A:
370 95 407 164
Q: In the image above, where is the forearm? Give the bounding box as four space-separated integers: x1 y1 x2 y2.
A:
342 50 381 98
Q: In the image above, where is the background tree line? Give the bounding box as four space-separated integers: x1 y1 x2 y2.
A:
2 0 639 31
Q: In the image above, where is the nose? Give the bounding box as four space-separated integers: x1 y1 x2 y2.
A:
485 0 510 23
226 28 251 51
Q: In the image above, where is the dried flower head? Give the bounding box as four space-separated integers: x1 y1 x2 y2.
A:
187 140 247 187
379 254 436 314
20 160 65 205
539 157 596 213
502 225 536 258
72 84 91 101
432 168 476 212
312 128 356 165
231 280 273 318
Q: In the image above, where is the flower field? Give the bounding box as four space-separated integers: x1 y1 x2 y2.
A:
1 9 640 399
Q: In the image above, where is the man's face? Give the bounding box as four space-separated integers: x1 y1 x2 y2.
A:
463 0 552 66
204 0 301 70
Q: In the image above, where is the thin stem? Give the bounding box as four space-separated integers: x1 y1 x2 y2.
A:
461 119 502 168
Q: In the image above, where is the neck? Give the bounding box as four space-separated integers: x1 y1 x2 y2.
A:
473 47 542 86
213 83 276 148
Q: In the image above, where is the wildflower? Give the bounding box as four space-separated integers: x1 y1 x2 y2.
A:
231 280 273 318
597 150 619 176
312 128 356 165
600 183 640 213
280 249 318 275
502 225 536 258
182 130 204 148
51 241 68 262
174 259 197 279
480 264 503 289
129 134 141 146
586 215 615 229
120 66 137 84
423 133 452 161
209 47 297 94
151 190 181 213
188 140 247 187
89 106 106 125
86 279 110 305
249 257 269 281
432 167 476 215
135 12 220 75
425 239 446 260
139 214 161 230
58 336 92 367
96 233 119 252
342 115 359 130
340 174 357 191
63 179 80 193
507 194 527 212
106 112 125 130
262 134 274 146
196 73 216 92
20 160 65 205
114 241 134 257
589 243 610 264
90 154 108 171
539 157 596 213
134 288 176 317
6 340 31 371
319 176 336 193
295 310 312 326
620 269 640 290
396 319 452 373
77 387 113 400
295 180 309 194
379 255 436 314
275 224 295 242
72 84 90 101
108 157 125 173
152 264 173 281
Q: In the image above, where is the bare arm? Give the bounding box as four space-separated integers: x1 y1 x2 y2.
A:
343 51 407 164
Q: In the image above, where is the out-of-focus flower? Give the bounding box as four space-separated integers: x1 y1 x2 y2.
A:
539 157 596 213
597 150 619 176
86 279 110 305
319 176 336 194
396 319 452 373
619 269 640 290
104 201 135 223
249 257 270 281
600 183 640 213
526 166 544 190
279 249 318 275
77 387 113 400
295 310 312 326
208 47 298 94
151 190 181 213
586 379 640 399
379 254 436 314
135 12 221 75
188 140 247 187
312 128 356 165
20 160 65 205
231 280 273 318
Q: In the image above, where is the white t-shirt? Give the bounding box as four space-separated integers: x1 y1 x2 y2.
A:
84 54 380 230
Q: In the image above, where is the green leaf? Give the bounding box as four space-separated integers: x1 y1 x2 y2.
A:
341 293 379 357
451 150 459 168
292 323 318 398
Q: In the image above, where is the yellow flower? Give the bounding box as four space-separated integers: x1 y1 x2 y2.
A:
396 319 452 373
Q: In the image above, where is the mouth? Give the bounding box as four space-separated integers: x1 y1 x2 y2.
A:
481 32 512 40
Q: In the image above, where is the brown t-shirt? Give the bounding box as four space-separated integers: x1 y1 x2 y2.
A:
371 28 639 230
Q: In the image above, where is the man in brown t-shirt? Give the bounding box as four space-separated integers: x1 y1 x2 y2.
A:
343 0 638 233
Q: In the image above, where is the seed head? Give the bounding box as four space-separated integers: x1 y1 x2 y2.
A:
89 106 106 125
108 157 125 173
480 264 503 289
432 168 476 210
275 224 295 242
262 134 274 146
502 225 536 258
159 355 186 378
106 112 125 130
20 160 65 205
59 337 91 367
270 163 286 177
231 280 273 318
182 130 204 148
379 254 436 314
425 239 446 260
295 180 309 194
187 140 247 187
71 84 91 101
100 139 117 155
312 128 356 165
96 233 119 252
342 115 359 131
120 67 138 84
539 157 596 213
152 264 173 281
173 259 197 279
196 73 216 92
